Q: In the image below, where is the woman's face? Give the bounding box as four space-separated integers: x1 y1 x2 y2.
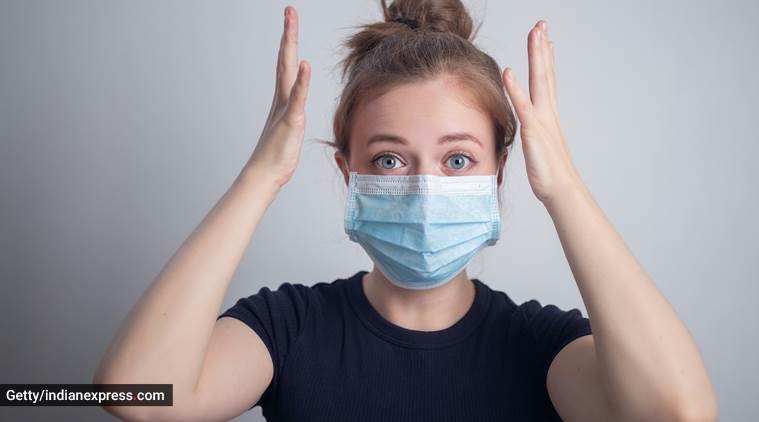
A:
335 74 507 185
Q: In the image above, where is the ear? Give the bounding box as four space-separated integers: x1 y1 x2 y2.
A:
496 151 508 186
334 150 350 186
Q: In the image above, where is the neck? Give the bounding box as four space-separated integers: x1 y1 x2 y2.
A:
361 266 476 332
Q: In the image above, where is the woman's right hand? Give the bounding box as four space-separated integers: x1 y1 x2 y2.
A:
245 5 311 189
93 7 311 421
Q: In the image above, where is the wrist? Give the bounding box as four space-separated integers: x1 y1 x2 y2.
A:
235 162 284 196
542 179 593 214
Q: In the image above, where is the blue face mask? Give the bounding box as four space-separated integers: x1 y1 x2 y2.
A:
344 171 501 290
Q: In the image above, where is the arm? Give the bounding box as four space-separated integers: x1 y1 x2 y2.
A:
503 20 718 422
93 165 279 422
546 180 717 421
92 6 311 421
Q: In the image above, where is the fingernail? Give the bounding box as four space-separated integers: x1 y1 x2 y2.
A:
536 29 542 41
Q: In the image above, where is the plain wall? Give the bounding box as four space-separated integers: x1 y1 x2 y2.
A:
1 1 757 420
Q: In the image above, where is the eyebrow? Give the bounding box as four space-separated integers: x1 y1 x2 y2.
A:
366 132 483 148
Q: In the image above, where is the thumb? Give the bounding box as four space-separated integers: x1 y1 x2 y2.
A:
502 67 536 127
282 60 311 127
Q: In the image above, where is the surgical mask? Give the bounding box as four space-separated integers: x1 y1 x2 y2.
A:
344 171 501 290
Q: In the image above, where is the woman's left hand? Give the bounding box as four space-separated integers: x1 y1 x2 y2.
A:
502 20 585 207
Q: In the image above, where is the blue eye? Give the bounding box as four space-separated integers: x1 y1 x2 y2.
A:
374 154 402 169
446 153 470 170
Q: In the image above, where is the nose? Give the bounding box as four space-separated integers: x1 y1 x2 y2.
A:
414 159 442 176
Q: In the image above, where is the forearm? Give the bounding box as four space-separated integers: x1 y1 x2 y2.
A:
93 163 280 398
544 185 718 421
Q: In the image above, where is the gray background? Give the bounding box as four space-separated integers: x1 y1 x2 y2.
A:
1 0 756 420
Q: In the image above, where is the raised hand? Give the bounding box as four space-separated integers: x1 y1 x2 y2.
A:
502 20 585 206
246 6 311 189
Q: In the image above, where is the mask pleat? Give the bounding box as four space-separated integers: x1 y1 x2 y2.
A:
344 172 500 289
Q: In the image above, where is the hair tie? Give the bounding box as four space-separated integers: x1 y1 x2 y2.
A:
392 16 419 30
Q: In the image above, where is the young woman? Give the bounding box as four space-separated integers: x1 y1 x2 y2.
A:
93 1 718 421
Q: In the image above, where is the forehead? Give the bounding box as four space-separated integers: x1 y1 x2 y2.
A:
351 75 493 147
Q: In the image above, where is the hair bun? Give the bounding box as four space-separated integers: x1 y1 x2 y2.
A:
382 0 476 41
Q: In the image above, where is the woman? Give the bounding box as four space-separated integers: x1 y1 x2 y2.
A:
93 1 718 420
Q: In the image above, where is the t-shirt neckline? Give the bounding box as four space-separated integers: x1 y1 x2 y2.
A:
344 270 492 349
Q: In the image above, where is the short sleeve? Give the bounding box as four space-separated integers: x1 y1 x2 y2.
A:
216 282 312 409
520 299 593 383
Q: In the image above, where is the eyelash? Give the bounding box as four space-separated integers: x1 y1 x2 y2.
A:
371 150 477 170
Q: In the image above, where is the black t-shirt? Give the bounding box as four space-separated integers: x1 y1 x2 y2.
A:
217 270 592 421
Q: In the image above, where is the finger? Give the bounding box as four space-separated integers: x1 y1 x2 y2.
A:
266 7 294 122
502 67 537 127
282 60 311 127
541 21 557 107
527 22 551 110
548 41 557 104
275 6 299 107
